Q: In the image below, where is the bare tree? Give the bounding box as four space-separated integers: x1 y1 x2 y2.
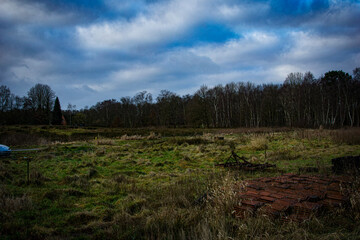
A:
0 85 11 112
67 103 76 126
27 83 55 111
132 91 153 127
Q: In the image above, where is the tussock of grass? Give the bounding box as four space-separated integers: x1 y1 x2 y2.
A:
29 169 48 185
0 189 33 218
346 176 360 220
96 138 115 145
249 136 269 151
111 173 132 184
88 168 98 178
267 149 300 161
120 134 144 140
147 132 161 140
67 211 98 225
0 161 17 183
63 174 90 189
43 188 85 200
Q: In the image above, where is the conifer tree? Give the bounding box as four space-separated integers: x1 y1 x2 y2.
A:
52 97 63 125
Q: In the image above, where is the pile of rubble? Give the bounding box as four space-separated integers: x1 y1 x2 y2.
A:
234 173 350 222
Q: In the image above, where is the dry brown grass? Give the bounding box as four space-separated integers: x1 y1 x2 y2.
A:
67 211 98 225
147 132 161 140
0 188 33 218
96 138 115 145
345 176 360 220
206 173 244 216
63 174 90 189
249 136 269 151
0 132 49 146
215 127 292 135
330 128 360 145
267 149 300 161
295 128 360 145
29 169 49 185
120 134 144 140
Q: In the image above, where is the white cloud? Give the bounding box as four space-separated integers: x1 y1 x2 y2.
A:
76 0 272 51
9 58 55 84
216 2 270 24
76 0 209 50
190 31 279 65
283 31 360 63
312 1 360 28
76 66 162 92
110 66 161 84
0 0 75 25
186 68 286 88
269 65 304 81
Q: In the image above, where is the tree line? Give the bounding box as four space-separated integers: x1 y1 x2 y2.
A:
1 68 359 128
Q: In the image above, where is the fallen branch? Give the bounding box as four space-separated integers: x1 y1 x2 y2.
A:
216 151 276 171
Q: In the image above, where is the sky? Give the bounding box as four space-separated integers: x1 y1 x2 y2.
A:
0 0 359 109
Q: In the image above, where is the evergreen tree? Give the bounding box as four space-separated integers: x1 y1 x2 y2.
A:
52 97 63 125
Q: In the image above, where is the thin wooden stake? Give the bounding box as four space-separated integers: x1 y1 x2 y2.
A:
26 157 30 185
265 148 267 160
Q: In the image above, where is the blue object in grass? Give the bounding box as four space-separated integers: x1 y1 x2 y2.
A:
0 144 11 156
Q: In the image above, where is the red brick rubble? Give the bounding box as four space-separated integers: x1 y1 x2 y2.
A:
234 173 351 221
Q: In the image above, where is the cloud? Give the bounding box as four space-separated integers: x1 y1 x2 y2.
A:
303 1 360 34
75 0 277 51
76 0 209 50
190 32 280 66
66 49 219 93
0 0 76 25
283 31 360 62
215 2 270 26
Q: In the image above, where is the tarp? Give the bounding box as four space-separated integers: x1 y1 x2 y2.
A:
0 144 11 156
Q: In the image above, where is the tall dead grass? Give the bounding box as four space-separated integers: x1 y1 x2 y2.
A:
0 188 33 219
345 176 360 220
249 136 269 151
330 128 360 145
96 138 115 145
215 127 292 135
0 132 49 146
120 132 161 141
296 128 360 145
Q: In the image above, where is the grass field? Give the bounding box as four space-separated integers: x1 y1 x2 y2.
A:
1 127 360 239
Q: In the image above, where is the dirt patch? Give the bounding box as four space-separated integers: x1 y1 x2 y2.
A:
234 173 351 222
